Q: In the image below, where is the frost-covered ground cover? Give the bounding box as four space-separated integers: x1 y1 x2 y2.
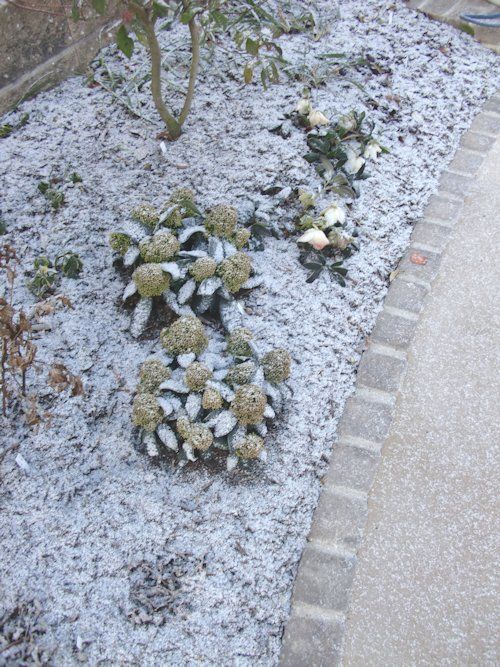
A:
0 0 498 663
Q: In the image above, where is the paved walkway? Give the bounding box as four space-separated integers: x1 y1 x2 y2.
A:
341 129 500 661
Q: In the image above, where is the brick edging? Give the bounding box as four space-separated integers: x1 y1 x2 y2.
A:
280 92 500 666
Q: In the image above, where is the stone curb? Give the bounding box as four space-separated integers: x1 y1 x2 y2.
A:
280 93 500 666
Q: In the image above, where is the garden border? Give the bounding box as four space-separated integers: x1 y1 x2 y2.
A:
280 91 500 666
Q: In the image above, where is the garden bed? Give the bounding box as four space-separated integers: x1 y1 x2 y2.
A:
0 0 497 663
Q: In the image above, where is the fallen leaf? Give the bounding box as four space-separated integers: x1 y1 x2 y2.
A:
410 251 428 265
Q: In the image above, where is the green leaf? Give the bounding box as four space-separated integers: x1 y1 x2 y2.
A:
116 25 134 59
243 65 253 84
245 38 260 57
71 0 80 21
91 0 106 15
57 253 83 279
0 220 7 235
37 181 49 194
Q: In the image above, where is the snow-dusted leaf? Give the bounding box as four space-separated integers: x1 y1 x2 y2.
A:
226 455 239 472
263 382 283 412
182 443 197 462
253 366 266 389
130 298 152 338
156 424 178 451
160 262 182 280
264 404 275 419
178 279 197 305
214 410 238 438
177 352 196 368
241 274 265 290
122 281 137 302
143 432 159 457
203 410 223 428
163 290 194 316
185 393 202 421
123 246 140 268
198 277 223 296
178 225 206 244
194 295 213 314
207 237 224 262
219 299 243 332
254 422 268 437
258 449 268 463
121 221 149 242
202 353 231 371
228 425 246 449
160 378 189 393
222 240 237 258
207 380 234 402
159 205 176 224
213 368 228 381
157 397 174 417
178 250 207 259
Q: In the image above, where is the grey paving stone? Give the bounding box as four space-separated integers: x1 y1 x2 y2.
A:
370 309 419 350
483 95 500 115
293 544 357 611
325 442 380 493
411 219 452 251
309 488 368 551
460 131 494 153
281 608 345 667
424 195 462 222
439 170 473 197
384 277 430 314
447 148 485 176
399 247 442 283
338 396 394 443
469 113 500 136
356 348 408 392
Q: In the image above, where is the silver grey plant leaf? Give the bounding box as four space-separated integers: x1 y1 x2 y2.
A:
160 262 183 280
264 404 276 419
157 397 174 417
182 443 197 462
254 422 268 437
156 424 179 451
241 274 265 290
130 298 152 338
123 245 141 268
226 455 239 472
160 377 189 394
178 226 206 244
197 277 223 296
163 290 195 317
206 380 234 402
178 279 197 305
193 295 214 314
143 431 159 457
123 281 138 301
121 220 150 242
207 237 224 262
185 393 202 421
213 368 228 381
222 240 238 257
214 410 238 438
178 250 207 259
219 298 243 332
177 352 196 368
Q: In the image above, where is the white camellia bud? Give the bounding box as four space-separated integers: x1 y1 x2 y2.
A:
323 203 346 227
308 109 329 127
363 140 382 160
296 98 312 115
297 228 330 250
345 148 365 175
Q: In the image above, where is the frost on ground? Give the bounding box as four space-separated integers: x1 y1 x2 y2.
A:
0 0 497 663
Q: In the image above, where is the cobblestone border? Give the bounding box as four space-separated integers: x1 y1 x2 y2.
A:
404 0 500 54
280 93 500 666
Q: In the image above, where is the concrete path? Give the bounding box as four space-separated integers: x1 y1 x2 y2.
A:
340 134 500 662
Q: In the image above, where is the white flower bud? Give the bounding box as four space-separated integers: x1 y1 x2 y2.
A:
308 109 329 127
297 228 330 250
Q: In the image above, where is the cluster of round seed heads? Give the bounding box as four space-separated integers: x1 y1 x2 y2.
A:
109 232 131 256
262 349 292 384
225 361 256 386
231 384 267 425
187 424 213 451
184 362 212 392
132 264 170 297
189 257 217 282
227 328 253 358
233 227 251 250
235 433 264 459
131 203 159 228
202 387 223 411
139 230 180 263
204 204 238 238
138 359 171 394
160 316 208 356
132 393 163 432
217 252 252 293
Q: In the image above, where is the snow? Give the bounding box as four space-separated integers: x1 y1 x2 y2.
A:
0 0 498 663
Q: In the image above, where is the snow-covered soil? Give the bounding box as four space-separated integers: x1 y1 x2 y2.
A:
0 0 497 663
